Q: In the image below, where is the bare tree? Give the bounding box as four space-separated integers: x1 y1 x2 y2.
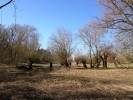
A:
0 25 10 63
4 24 40 69
99 0 133 38
75 53 88 69
74 57 80 66
67 57 73 66
78 23 93 68
78 21 105 68
99 45 112 68
113 33 133 67
23 26 40 69
91 21 105 68
40 49 55 70
49 28 74 67
97 0 133 67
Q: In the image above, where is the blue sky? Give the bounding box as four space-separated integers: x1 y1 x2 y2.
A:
0 0 103 48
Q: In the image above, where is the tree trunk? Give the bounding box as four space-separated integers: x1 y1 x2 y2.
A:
28 61 33 70
60 62 63 66
83 62 87 69
102 59 105 68
64 59 69 67
114 61 118 68
50 62 53 71
104 55 108 68
69 62 71 65
103 60 107 68
96 63 100 68
76 61 79 65
100 54 108 68
96 56 100 68
89 49 94 68
90 61 94 68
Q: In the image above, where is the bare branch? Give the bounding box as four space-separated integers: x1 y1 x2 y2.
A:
0 0 13 9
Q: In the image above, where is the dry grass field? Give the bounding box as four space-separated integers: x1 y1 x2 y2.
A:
0 64 133 100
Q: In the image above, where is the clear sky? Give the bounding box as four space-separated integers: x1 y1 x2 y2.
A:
0 0 103 49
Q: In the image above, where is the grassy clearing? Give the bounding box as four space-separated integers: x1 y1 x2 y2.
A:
0 64 133 99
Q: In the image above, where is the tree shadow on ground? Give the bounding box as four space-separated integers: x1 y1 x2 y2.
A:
65 90 133 100
0 64 55 82
0 65 133 100
0 85 53 100
46 73 133 99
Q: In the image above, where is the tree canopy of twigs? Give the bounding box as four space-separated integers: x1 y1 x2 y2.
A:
49 28 74 67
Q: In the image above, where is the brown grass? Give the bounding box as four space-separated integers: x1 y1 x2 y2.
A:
0 64 133 100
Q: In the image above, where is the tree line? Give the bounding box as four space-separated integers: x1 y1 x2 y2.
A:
0 0 132 69
75 0 133 68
